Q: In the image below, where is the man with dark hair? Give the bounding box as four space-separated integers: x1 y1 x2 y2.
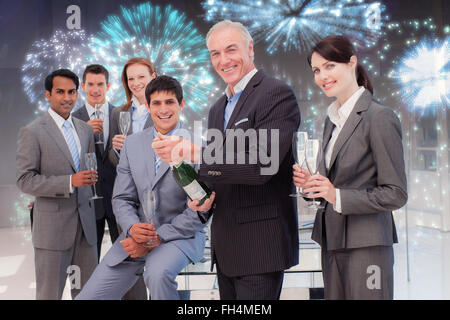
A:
17 69 98 299
73 64 120 260
76 75 214 300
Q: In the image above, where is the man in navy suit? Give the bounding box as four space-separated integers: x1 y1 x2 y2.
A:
153 20 301 300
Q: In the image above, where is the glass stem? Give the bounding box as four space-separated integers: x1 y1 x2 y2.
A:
93 182 98 197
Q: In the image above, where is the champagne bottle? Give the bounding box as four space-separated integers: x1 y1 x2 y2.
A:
170 161 212 223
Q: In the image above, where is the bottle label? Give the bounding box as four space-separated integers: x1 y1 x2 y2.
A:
183 180 207 200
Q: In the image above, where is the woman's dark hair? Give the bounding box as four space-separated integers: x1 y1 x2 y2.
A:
307 35 373 94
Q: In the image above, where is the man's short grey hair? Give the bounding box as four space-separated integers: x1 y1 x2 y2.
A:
206 20 253 48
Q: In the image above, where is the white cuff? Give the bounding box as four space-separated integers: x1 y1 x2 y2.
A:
333 188 342 213
69 175 74 194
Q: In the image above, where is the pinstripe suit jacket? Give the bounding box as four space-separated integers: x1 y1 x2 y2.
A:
199 70 301 277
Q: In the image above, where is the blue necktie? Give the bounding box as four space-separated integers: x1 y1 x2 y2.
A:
62 120 80 172
155 155 161 174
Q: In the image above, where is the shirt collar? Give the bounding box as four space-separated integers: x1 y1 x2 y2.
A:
225 68 258 99
153 122 181 138
327 87 365 127
86 102 108 117
131 96 148 117
48 107 74 129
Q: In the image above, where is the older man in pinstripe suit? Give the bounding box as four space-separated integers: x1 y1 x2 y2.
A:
153 20 301 300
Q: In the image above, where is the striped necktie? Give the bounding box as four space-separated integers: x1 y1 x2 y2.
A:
62 120 80 172
155 155 161 174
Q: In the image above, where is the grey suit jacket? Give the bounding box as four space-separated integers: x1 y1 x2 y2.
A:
16 112 97 251
311 90 408 251
104 126 205 267
107 106 153 168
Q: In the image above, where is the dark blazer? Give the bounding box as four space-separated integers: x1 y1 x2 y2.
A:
107 105 153 168
199 70 301 277
311 90 408 251
72 103 116 221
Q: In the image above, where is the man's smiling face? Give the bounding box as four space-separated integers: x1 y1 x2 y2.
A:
208 26 255 90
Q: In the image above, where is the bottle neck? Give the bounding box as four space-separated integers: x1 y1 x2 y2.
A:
169 161 182 169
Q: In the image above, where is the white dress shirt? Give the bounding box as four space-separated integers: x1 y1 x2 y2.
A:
48 107 81 193
86 102 109 149
225 68 258 99
324 86 365 213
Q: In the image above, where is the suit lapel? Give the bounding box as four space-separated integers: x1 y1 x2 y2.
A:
320 118 334 176
100 103 115 159
153 162 170 189
78 105 91 122
107 103 114 142
42 113 77 172
224 70 264 132
144 113 153 130
143 128 156 189
214 96 227 132
328 91 372 171
142 128 170 190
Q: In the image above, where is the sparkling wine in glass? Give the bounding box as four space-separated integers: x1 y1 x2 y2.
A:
290 131 308 197
94 104 104 145
84 152 103 200
304 139 325 210
142 189 157 247
119 111 131 136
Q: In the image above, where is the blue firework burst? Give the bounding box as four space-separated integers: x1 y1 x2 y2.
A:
202 0 386 55
88 2 215 118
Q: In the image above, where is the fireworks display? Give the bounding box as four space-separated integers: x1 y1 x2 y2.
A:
88 2 215 122
390 37 449 111
21 29 91 112
202 0 386 55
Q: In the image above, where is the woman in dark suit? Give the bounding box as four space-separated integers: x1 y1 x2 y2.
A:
293 36 407 299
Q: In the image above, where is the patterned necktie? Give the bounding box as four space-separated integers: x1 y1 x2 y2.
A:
62 120 80 172
155 155 161 174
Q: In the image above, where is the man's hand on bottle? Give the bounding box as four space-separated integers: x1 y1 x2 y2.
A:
152 133 201 163
188 192 216 212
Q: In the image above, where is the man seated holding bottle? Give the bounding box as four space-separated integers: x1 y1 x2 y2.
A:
76 75 215 300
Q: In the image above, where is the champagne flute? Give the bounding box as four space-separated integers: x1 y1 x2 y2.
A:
119 111 131 136
94 104 104 145
304 139 325 210
84 153 103 200
290 131 308 197
141 189 157 247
